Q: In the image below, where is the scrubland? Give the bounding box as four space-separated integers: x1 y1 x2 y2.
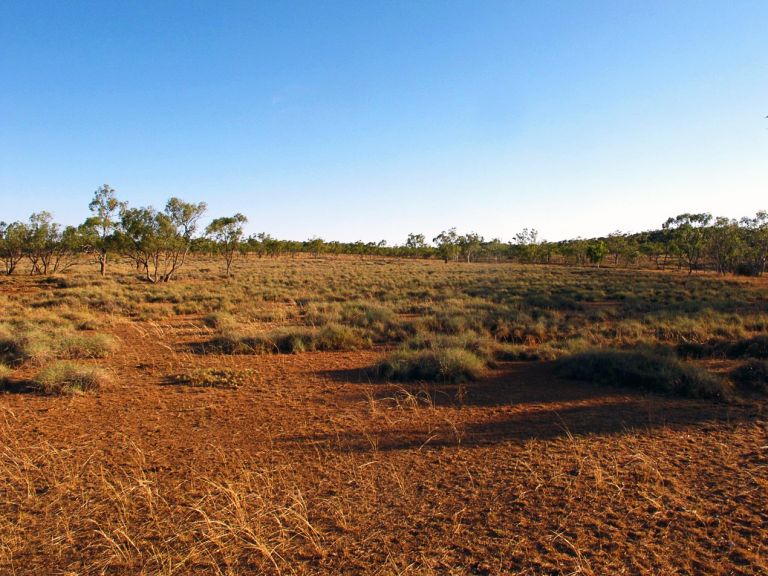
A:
0 256 766 574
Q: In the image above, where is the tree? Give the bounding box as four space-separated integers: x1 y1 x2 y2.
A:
305 237 325 258
0 221 28 275
25 212 59 274
605 231 627 267
206 213 248 276
586 240 608 267
116 198 206 283
709 217 743 275
513 228 540 263
85 184 122 276
662 213 712 274
405 233 428 258
458 232 483 263
483 238 506 262
433 228 460 263
740 211 768 276
159 198 207 281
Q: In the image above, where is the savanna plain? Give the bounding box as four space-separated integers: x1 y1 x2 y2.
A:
1 256 766 575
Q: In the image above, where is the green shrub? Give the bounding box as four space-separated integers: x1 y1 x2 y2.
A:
555 348 730 400
35 361 111 395
730 360 768 394
376 346 485 383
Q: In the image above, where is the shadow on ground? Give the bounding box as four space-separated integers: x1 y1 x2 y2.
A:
300 361 764 452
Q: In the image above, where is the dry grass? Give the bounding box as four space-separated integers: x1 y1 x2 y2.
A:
34 361 112 395
0 257 766 574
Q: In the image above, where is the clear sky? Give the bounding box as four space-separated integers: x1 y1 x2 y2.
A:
1 1 766 244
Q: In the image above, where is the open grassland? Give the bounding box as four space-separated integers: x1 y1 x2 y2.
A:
0 256 766 574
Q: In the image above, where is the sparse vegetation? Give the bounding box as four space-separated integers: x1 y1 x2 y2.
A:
556 348 731 399
34 361 111 395
376 346 486 383
731 360 768 394
0 255 766 574
170 367 255 389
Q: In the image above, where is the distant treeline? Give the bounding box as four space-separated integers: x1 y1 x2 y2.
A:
1 185 766 281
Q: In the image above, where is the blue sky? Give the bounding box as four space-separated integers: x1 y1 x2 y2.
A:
1 1 766 243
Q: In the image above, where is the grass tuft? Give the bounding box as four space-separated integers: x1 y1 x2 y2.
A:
730 360 768 395
34 361 112 395
170 368 254 389
376 346 485 383
555 348 730 400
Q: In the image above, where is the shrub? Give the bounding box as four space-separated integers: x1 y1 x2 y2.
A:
35 361 111 395
375 346 485 383
0 364 12 387
58 333 118 359
728 335 768 359
170 368 253 389
203 312 237 330
212 324 369 354
730 360 768 395
314 323 369 351
555 348 730 400
0 325 53 365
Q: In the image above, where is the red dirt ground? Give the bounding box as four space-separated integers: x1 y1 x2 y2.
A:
1 314 767 574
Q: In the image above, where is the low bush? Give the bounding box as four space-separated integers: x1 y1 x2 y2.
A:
0 364 12 387
212 324 369 354
0 325 54 365
375 346 485 383
730 360 768 394
34 361 111 395
170 368 254 389
58 333 118 359
555 348 730 400
728 335 768 359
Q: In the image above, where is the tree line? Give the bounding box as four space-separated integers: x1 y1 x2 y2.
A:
1 185 766 279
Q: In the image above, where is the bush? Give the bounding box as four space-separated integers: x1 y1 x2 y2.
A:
375 346 485 383
58 333 118 359
555 348 730 400
730 360 768 394
170 368 254 389
35 361 111 395
728 335 768 359
0 325 53 365
212 324 369 355
203 312 237 330
314 323 369 351
0 364 12 387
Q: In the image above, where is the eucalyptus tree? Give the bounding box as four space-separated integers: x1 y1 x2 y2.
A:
740 211 768 275
709 217 744 274
117 198 206 283
605 231 627 266
206 213 248 276
586 240 608 268
458 232 483 263
662 213 712 274
433 228 460 263
405 233 428 258
0 221 28 275
305 237 325 258
85 184 123 276
513 228 540 263
25 212 62 274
